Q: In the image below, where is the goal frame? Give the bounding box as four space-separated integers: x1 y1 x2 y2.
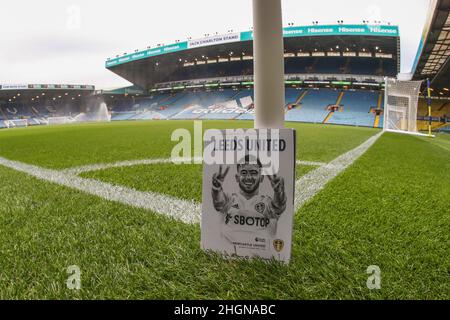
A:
5 119 28 128
383 78 432 137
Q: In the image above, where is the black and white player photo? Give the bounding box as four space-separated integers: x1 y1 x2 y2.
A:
211 155 287 251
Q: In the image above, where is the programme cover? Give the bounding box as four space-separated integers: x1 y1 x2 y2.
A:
201 129 296 263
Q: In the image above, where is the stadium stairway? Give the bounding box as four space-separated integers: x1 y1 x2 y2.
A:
296 90 308 104
438 101 448 112
327 90 378 127
31 107 41 117
285 89 340 123
373 114 381 128
285 89 308 114
230 90 243 101
286 89 308 113
373 92 384 128
323 91 345 124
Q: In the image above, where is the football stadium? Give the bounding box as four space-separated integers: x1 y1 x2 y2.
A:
0 0 448 302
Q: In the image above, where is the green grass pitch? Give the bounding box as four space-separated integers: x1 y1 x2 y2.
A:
0 120 448 299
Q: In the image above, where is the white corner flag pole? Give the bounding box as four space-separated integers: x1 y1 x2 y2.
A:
253 0 286 129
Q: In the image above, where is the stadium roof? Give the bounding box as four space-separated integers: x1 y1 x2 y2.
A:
0 84 95 103
413 0 450 94
106 24 400 90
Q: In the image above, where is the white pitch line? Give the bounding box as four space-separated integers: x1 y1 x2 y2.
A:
65 158 324 175
0 156 201 224
63 158 173 175
0 132 382 224
294 131 383 210
296 160 327 167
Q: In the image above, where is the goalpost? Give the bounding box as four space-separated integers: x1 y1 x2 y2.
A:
384 78 430 137
5 119 28 128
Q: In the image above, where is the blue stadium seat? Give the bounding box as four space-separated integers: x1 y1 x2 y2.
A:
285 89 340 123
328 90 379 127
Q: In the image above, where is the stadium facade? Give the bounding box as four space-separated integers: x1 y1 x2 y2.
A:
0 84 97 128
412 0 450 132
101 24 402 128
1 19 448 130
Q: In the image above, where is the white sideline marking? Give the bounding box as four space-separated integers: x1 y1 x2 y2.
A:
296 160 327 167
0 132 382 224
64 157 325 175
294 131 383 210
0 157 201 224
63 158 173 175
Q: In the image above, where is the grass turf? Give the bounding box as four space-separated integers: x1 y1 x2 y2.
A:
0 121 448 299
80 163 317 202
0 121 377 168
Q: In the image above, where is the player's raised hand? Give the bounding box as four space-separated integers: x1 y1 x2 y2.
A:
212 165 230 189
268 174 285 193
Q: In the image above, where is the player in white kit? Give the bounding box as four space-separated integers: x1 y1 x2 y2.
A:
211 156 287 255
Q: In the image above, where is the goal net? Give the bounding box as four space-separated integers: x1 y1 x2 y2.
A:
384 78 423 136
5 119 28 128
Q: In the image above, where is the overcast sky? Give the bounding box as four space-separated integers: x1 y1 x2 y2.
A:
0 0 430 89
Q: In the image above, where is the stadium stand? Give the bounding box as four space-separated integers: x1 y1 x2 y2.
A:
4 20 448 132
105 88 388 128
417 98 450 131
328 90 379 127
285 89 340 123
